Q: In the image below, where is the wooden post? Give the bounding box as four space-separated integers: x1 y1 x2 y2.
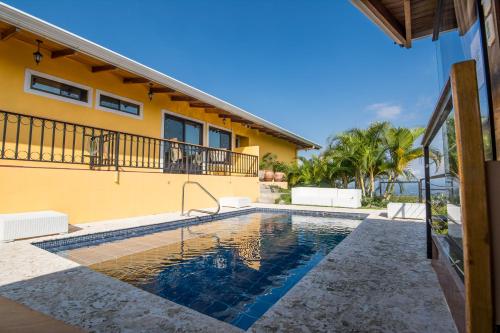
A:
450 60 493 333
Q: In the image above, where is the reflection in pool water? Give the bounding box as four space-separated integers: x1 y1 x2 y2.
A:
63 213 354 329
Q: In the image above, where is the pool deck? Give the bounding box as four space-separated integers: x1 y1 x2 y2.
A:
0 204 456 332
251 205 457 332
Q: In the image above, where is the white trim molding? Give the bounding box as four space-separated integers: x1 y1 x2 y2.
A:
95 89 143 120
24 68 93 108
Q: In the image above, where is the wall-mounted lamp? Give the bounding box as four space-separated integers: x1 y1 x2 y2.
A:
148 83 154 102
222 116 227 125
33 40 43 65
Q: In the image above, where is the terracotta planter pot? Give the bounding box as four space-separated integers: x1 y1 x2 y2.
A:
258 170 266 181
263 170 274 181
274 172 285 182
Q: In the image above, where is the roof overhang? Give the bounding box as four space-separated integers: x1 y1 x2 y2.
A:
0 2 321 150
351 0 464 48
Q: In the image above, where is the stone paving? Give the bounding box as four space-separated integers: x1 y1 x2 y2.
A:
250 215 457 333
0 205 456 332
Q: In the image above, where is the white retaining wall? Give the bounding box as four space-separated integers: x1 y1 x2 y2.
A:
291 187 362 208
387 203 426 219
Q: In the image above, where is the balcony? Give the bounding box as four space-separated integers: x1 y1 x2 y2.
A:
0 110 258 177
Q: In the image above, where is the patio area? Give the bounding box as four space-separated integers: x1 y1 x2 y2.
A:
0 204 456 332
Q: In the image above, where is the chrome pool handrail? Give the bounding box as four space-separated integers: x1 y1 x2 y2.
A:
181 181 220 216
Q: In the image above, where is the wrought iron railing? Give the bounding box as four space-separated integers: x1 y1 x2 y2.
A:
0 110 258 176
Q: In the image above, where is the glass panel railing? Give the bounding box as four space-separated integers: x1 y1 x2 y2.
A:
428 110 464 278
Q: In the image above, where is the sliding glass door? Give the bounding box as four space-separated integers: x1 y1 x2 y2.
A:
209 127 231 149
163 114 203 174
164 114 202 145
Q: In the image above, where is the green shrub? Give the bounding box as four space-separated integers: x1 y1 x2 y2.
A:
275 191 291 204
273 161 289 173
361 196 388 208
272 188 291 204
260 152 277 170
389 195 420 203
268 185 282 193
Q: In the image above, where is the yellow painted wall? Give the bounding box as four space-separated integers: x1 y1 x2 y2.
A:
233 145 259 156
0 38 296 223
0 164 259 224
232 124 298 163
0 38 297 163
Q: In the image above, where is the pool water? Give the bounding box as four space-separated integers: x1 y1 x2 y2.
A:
58 212 355 330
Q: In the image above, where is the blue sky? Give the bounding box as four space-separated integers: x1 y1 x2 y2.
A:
5 0 439 154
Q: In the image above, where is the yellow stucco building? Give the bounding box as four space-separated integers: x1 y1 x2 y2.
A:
0 4 319 224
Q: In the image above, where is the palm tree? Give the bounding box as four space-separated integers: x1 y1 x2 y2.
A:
357 122 390 197
323 136 354 188
382 126 425 198
285 155 345 188
288 122 438 202
326 129 365 193
301 155 329 186
322 154 349 187
325 122 389 197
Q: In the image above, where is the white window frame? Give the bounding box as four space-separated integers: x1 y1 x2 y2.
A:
24 68 93 108
207 124 234 150
95 89 143 120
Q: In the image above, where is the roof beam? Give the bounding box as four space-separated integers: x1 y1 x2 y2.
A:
218 114 253 124
170 95 197 102
232 119 253 124
91 64 117 73
227 117 253 124
150 87 175 93
190 102 215 108
204 108 227 114
123 77 150 84
352 0 405 45
0 26 20 41
432 0 445 41
403 0 412 48
51 48 76 59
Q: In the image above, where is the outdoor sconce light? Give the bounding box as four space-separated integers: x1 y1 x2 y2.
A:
33 39 43 65
222 116 227 125
148 83 154 102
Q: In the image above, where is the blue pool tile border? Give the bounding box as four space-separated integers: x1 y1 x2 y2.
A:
33 208 368 253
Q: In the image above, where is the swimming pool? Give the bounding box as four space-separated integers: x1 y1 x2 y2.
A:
37 209 363 330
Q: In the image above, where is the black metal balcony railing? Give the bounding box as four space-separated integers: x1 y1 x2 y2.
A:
0 110 258 176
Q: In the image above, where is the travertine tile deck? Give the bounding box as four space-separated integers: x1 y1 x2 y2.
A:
0 204 456 332
250 214 457 333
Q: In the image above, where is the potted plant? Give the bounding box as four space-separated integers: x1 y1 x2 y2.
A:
273 161 288 182
260 153 276 181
